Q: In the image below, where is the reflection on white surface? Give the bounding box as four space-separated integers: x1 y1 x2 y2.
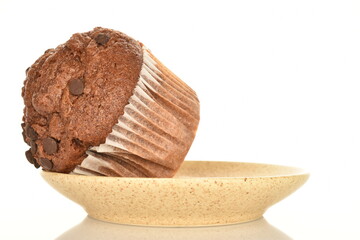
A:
56 216 291 240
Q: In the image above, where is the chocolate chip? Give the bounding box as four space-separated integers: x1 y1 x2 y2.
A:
21 123 28 143
95 34 110 46
40 158 53 170
22 123 30 144
25 150 35 164
42 137 58 155
22 131 28 144
25 125 38 140
30 141 37 154
33 159 40 169
69 79 84 96
72 138 84 147
40 158 54 170
26 67 30 74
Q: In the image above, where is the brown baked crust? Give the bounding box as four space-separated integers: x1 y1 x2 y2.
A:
21 27 143 173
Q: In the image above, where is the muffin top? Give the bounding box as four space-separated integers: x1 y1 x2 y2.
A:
21 27 143 173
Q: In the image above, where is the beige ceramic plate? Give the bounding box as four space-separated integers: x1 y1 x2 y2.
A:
41 161 309 226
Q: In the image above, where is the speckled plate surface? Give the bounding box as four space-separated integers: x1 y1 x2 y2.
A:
41 161 309 226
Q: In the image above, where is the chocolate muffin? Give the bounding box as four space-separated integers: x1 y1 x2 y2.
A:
21 27 200 177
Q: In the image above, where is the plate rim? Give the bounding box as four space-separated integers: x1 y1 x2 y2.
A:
40 160 310 180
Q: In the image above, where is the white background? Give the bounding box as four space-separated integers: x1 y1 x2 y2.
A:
0 0 359 239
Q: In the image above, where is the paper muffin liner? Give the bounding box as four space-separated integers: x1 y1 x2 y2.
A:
72 47 200 177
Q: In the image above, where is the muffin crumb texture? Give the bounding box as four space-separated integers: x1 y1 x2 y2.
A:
22 27 143 173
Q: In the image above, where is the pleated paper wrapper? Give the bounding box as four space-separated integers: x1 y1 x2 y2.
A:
72 47 200 177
